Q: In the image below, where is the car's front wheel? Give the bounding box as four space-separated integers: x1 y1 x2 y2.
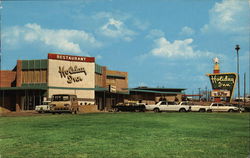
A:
228 109 234 112
114 108 119 112
207 109 212 112
179 108 186 112
154 108 160 113
199 109 206 112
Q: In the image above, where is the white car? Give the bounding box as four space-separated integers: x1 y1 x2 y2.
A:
145 101 190 112
35 101 51 113
208 103 239 112
181 102 210 112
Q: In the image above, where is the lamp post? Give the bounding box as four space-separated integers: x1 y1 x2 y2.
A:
235 45 240 104
198 88 201 101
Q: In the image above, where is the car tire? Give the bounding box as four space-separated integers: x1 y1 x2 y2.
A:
179 108 186 112
228 109 234 112
113 108 119 112
199 109 206 112
154 108 160 113
140 109 146 112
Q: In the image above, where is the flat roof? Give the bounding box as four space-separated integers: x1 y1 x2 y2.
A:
133 87 185 90
124 87 185 94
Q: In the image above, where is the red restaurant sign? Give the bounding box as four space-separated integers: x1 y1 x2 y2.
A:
48 53 95 62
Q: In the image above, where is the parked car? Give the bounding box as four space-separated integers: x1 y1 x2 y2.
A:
49 94 80 114
235 96 250 102
207 103 239 112
145 101 190 112
112 102 146 112
35 101 51 113
180 102 209 112
225 103 245 112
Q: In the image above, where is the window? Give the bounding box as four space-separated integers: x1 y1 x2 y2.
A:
160 102 167 105
212 104 217 107
168 102 177 105
52 95 70 101
62 96 70 101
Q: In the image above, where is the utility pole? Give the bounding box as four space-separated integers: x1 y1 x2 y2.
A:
0 1 3 107
205 86 208 102
235 45 240 106
244 73 246 106
198 88 201 101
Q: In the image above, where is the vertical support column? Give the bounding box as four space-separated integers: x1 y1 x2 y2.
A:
16 94 21 112
15 60 23 111
102 66 107 110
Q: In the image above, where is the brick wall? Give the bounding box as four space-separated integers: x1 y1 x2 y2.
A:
79 105 99 113
106 70 128 92
0 71 16 87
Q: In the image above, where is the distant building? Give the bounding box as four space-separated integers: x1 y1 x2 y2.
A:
0 53 128 111
0 53 185 112
124 87 185 105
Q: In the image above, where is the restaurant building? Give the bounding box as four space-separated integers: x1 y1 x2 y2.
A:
0 53 185 112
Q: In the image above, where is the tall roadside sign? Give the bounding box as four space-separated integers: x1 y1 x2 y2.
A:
207 58 237 102
207 73 237 102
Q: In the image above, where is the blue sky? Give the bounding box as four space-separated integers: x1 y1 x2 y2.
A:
1 0 250 95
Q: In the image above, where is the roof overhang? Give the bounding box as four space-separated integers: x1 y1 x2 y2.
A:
125 88 184 94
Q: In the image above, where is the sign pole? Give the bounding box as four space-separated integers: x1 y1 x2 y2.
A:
235 45 240 107
244 73 246 106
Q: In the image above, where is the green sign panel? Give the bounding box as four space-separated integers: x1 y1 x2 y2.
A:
208 73 237 100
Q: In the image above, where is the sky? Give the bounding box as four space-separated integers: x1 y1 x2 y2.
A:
1 0 250 95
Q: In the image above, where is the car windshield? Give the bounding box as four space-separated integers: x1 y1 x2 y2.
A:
52 95 70 101
160 102 167 105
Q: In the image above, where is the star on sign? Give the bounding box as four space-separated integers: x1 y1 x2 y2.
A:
213 57 219 64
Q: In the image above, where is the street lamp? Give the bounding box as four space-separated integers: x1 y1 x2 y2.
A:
235 45 240 103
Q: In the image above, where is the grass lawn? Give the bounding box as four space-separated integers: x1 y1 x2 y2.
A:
0 112 249 158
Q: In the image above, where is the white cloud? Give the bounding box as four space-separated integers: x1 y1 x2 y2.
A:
201 0 250 34
93 11 148 31
3 23 101 54
99 18 136 41
146 29 165 39
179 26 195 36
150 37 215 58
